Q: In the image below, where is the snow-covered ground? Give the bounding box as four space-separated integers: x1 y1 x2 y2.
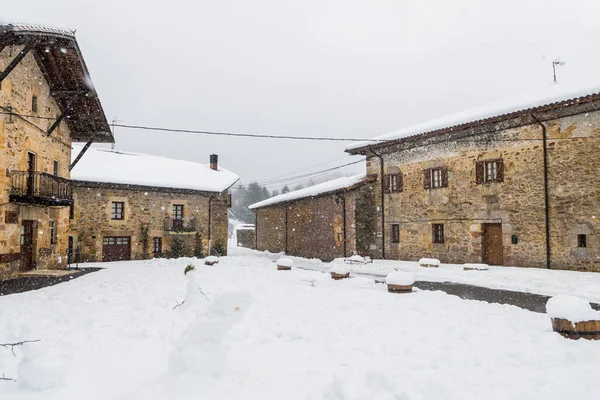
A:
1 251 600 399
244 248 600 303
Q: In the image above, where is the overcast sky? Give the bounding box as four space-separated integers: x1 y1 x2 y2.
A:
4 0 600 190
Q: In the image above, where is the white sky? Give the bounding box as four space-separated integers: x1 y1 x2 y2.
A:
4 0 600 189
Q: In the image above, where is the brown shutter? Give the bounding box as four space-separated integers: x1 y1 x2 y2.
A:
431 224 436 242
397 173 404 192
441 167 448 188
423 169 431 189
475 161 484 184
496 159 504 182
383 175 391 193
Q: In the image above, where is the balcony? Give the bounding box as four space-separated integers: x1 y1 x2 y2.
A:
164 216 198 233
10 171 73 207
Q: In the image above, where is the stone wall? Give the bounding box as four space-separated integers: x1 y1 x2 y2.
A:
236 229 256 249
364 106 600 271
70 184 229 262
0 46 73 279
254 183 377 261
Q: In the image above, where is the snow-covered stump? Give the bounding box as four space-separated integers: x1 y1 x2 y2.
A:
463 263 489 271
277 257 293 271
205 256 219 266
546 295 600 340
385 271 415 294
330 265 350 280
419 258 440 268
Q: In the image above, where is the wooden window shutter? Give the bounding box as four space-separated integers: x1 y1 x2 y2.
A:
475 161 484 184
441 167 449 188
397 173 404 192
383 175 391 193
496 159 504 182
423 169 431 189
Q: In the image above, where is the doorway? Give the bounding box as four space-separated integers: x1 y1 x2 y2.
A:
20 220 36 272
483 223 503 265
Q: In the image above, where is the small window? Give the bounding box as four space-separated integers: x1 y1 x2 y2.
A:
335 232 343 242
476 159 504 184
391 224 400 244
173 204 184 229
432 223 444 244
577 234 587 248
228 193 232 208
111 202 125 220
53 160 59 177
384 173 403 193
50 220 57 245
31 95 38 113
424 168 448 189
103 237 115 245
5 211 18 224
432 169 443 188
153 237 162 254
69 203 74 220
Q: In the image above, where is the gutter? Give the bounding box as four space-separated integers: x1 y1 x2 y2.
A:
531 113 552 270
368 146 385 259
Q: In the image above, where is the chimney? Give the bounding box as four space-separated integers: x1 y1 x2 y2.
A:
210 154 218 170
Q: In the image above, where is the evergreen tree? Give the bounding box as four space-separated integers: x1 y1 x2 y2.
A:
281 185 290 194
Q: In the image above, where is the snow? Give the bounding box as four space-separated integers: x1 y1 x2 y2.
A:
385 271 415 286
204 256 219 263
0 17 75 37
546 295 600 323
249 174 368 209
347 81 600 151
2 252 600 399
276 257 294 267
329 265 348 275
464 263 490 271
345 254 366 263
419 258 440 266
71 146 239 193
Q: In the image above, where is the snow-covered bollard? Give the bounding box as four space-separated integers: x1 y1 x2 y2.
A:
419 258 440 268
385 271 415 294
330 265 350 280
546 295 600 340
205 256 219 266
463 263 489 271
277 257 293 271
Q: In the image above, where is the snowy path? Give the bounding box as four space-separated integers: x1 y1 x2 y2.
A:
1 254 600 399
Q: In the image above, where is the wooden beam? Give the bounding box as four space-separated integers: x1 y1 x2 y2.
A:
69 138 94 171
0 43 33 84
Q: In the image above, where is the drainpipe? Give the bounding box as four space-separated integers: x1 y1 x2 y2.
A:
284 204 289 254
207 196 213 255
341 195 347 258
254 211 258 250
368 146 385 259
531 113 551 270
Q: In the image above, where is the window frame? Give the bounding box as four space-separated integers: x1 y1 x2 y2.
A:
424 167 448 189
384 173 403 193
391 224 400 244
153 237 162 254
577 234 587 248
111 201 125 220
476 159 504 184
53 160 59 177
432 223 444 244
31 95 38 113
49 220 57 245
173 204 184 229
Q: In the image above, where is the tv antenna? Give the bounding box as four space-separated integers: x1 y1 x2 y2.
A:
552 59 567 83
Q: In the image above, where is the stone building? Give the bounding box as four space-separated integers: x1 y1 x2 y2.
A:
69 147 238 262
0 22 113 279
235 224 256 249
346 84 600 271
250 174 378 261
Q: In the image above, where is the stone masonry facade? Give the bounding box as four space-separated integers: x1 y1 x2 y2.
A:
70 183 229 262
0 47 73 279
255 182 377 261
360 102 600 271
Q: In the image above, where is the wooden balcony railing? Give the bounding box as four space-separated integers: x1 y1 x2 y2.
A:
10 171 73 206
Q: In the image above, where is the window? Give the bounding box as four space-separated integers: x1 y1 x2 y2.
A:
69 203 75 220
53 160 59 177
578 234 587 248
153 237 162 254
5 211 18 224
476 159 504 184
384 173 403 193
423 168 448 189
31 95 38 113
228 193 232 208
432 224 444 244
391 224 400 244
111 202 125 220
50 220 57 245
173 204 184 229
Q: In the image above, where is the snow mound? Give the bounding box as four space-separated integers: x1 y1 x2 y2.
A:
277 258 294 267
419 258 440 266
205 256 219 263
346 254 366 263
17 342 65 390
546 295 600 322
330 265 349 275
385 271 415 286
464 263 489 271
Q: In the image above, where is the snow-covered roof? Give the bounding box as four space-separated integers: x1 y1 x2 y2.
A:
71 146 239 193
249 173 372 210
0 20 75 37
346 81 600 152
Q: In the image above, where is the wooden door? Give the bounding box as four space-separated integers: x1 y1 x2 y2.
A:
102 236 131 262
483 224 503 265
20 220 36 272
27 152 36 196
